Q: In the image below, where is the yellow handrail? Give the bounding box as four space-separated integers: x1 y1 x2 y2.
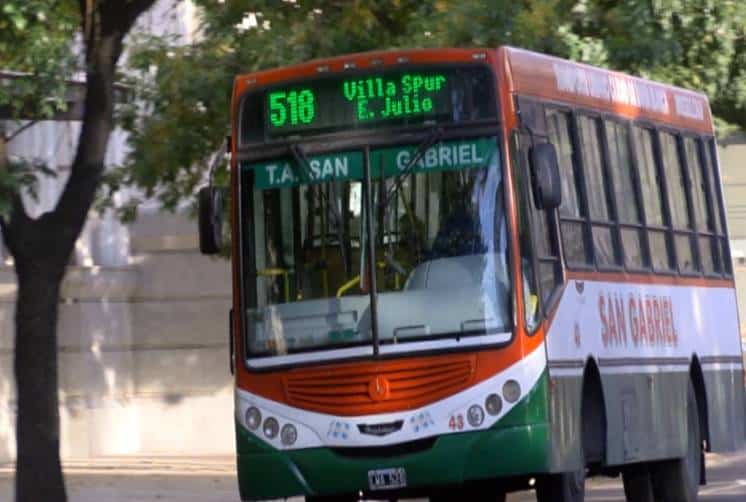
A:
336 275 360 298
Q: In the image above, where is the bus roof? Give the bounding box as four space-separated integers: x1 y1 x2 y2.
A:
503 46 714 135
232 46 714 135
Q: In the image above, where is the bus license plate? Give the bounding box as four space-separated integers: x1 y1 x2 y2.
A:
368 467 407 490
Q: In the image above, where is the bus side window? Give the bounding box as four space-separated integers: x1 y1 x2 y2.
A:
513 98 562 328
660 132 698 274
577 115 620 267
703 138 731 275
604 120 647 269
547 109 591 266
632 127 674 272
684 137 717 274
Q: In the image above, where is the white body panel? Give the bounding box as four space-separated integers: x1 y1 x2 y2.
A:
236 342 546 450
546 279 742 375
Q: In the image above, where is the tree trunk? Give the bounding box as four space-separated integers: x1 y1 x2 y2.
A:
0 3 157 502
13 262 66 501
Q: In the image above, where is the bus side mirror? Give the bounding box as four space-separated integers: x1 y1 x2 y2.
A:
198 186 224 255
530 143 562 210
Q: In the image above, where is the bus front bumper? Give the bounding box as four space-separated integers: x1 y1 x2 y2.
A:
235 374 550 501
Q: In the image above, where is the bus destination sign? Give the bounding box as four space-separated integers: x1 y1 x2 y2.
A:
242 65 496 141
267 73 448 129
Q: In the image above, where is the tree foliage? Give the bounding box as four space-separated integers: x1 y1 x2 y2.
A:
118 0 746 218
0 1 78 217
0 0 78 121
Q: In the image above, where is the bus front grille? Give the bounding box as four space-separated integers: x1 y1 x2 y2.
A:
282 354 476 415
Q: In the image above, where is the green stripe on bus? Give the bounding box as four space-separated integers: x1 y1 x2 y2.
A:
249 137 496 190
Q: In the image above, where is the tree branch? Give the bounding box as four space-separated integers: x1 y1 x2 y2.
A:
6 121 38 143
0 190 32 260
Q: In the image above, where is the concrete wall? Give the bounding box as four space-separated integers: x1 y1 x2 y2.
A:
0 211 233 463
720 135 746 339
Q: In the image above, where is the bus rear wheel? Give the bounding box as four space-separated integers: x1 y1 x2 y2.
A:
622 464 657 502
651 381 701 502
306 495 358 502
535 468 585 502
429 484 506 502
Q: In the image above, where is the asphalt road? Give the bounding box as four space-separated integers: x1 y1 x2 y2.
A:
507 450 746 501
1 451 745 501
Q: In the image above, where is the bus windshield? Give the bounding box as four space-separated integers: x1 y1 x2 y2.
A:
243 136 510 359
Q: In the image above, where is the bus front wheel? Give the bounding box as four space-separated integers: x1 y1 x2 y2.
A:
429 483 506 502
535 468 585 502
305 495 358 502
651 382 702 502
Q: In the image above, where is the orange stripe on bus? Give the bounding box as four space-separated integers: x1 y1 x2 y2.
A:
566 270 734 289
235 328 546 415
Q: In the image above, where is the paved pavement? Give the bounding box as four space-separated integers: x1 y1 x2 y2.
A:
1 451 746 501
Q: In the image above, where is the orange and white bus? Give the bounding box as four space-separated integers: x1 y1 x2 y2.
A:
198 47 746 502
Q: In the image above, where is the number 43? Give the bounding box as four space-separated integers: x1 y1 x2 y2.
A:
448 414 464 430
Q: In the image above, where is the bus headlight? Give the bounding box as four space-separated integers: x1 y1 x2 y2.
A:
485 393 503 416
245 407 261 431
263 417 279 439
281 424 298 446
467 404 485 427
503 380 521 403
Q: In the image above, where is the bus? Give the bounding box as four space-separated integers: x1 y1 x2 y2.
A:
198 47 746 502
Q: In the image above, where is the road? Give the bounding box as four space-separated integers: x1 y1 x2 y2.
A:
1 451 746 501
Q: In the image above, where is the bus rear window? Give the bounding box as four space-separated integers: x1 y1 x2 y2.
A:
239 64 496 144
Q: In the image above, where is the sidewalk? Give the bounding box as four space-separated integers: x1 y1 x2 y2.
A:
0 456 240 502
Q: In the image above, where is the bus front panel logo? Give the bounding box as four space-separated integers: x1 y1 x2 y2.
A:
368 375 390 402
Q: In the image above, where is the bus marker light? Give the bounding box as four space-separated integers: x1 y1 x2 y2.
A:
263 417 279 439
467 405 485 427
245 407 261 431
281 424 298 446
503 380 521 403
485 393 502 416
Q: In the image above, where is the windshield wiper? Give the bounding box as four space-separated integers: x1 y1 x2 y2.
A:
289 143 351 276
382 127 443 208
379 127 443 262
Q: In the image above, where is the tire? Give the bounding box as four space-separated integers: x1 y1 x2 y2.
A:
536 469 585 502
622 464 657 502
429 486 506 502
651 382 701 502
306 495 358 502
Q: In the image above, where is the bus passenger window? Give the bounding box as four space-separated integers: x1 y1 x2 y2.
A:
605 121 646 269
660 132 697 273
633 127 673 271
547 109 589 266
704 138 731 274
578 115 618 267
705 138 733 275
684 137 717 274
